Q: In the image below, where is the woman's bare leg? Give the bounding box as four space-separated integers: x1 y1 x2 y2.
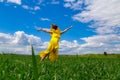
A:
41 54 48 61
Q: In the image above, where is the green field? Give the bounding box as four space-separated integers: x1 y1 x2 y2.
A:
0 54 120 80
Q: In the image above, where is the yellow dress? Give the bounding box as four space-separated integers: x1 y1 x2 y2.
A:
39 28 61 61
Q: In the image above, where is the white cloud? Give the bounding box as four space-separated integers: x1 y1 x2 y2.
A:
7 0 21 5
22 5 30 10
22 5 40 11
44 0 60 5
0 31 120 54
39 0 43 3
0 31 42 55
0 33 12 44
34 6 40 10
81 34 120 43
59 36 120 54
59 40 80 54
0 32 81 55
80 34 120 53
64 3 71 8
11 31 41 46
0 0 3 2
63 0 120 54
51 0 60 4
40 17 50 21
64 0 75 3
64 0 83 10
72 0 120 34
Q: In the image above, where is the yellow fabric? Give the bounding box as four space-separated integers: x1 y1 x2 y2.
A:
39 28 61 61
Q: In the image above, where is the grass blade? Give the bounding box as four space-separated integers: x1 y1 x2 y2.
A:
31 45 38 79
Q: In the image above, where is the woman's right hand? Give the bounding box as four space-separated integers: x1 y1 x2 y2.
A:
69 25 73 29
36 27 42 31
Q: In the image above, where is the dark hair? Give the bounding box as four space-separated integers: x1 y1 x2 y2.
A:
52 24 58 30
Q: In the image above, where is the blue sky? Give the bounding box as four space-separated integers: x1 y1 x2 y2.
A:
0 0 120 55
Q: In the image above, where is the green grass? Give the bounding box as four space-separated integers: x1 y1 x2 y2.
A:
0 54 120 80
31 45 38 79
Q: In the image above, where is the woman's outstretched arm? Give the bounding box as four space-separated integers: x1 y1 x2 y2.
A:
61 25 73 34
36 28 52 33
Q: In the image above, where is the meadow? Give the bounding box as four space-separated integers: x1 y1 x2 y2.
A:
0 53 120 80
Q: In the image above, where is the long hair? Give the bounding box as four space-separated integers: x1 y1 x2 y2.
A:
50 24 61 34
51 24 58 30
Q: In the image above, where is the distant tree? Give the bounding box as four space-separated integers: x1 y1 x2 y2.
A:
104 52 107 56
76 53 79 58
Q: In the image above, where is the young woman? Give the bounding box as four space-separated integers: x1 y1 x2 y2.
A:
36 24 72 61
